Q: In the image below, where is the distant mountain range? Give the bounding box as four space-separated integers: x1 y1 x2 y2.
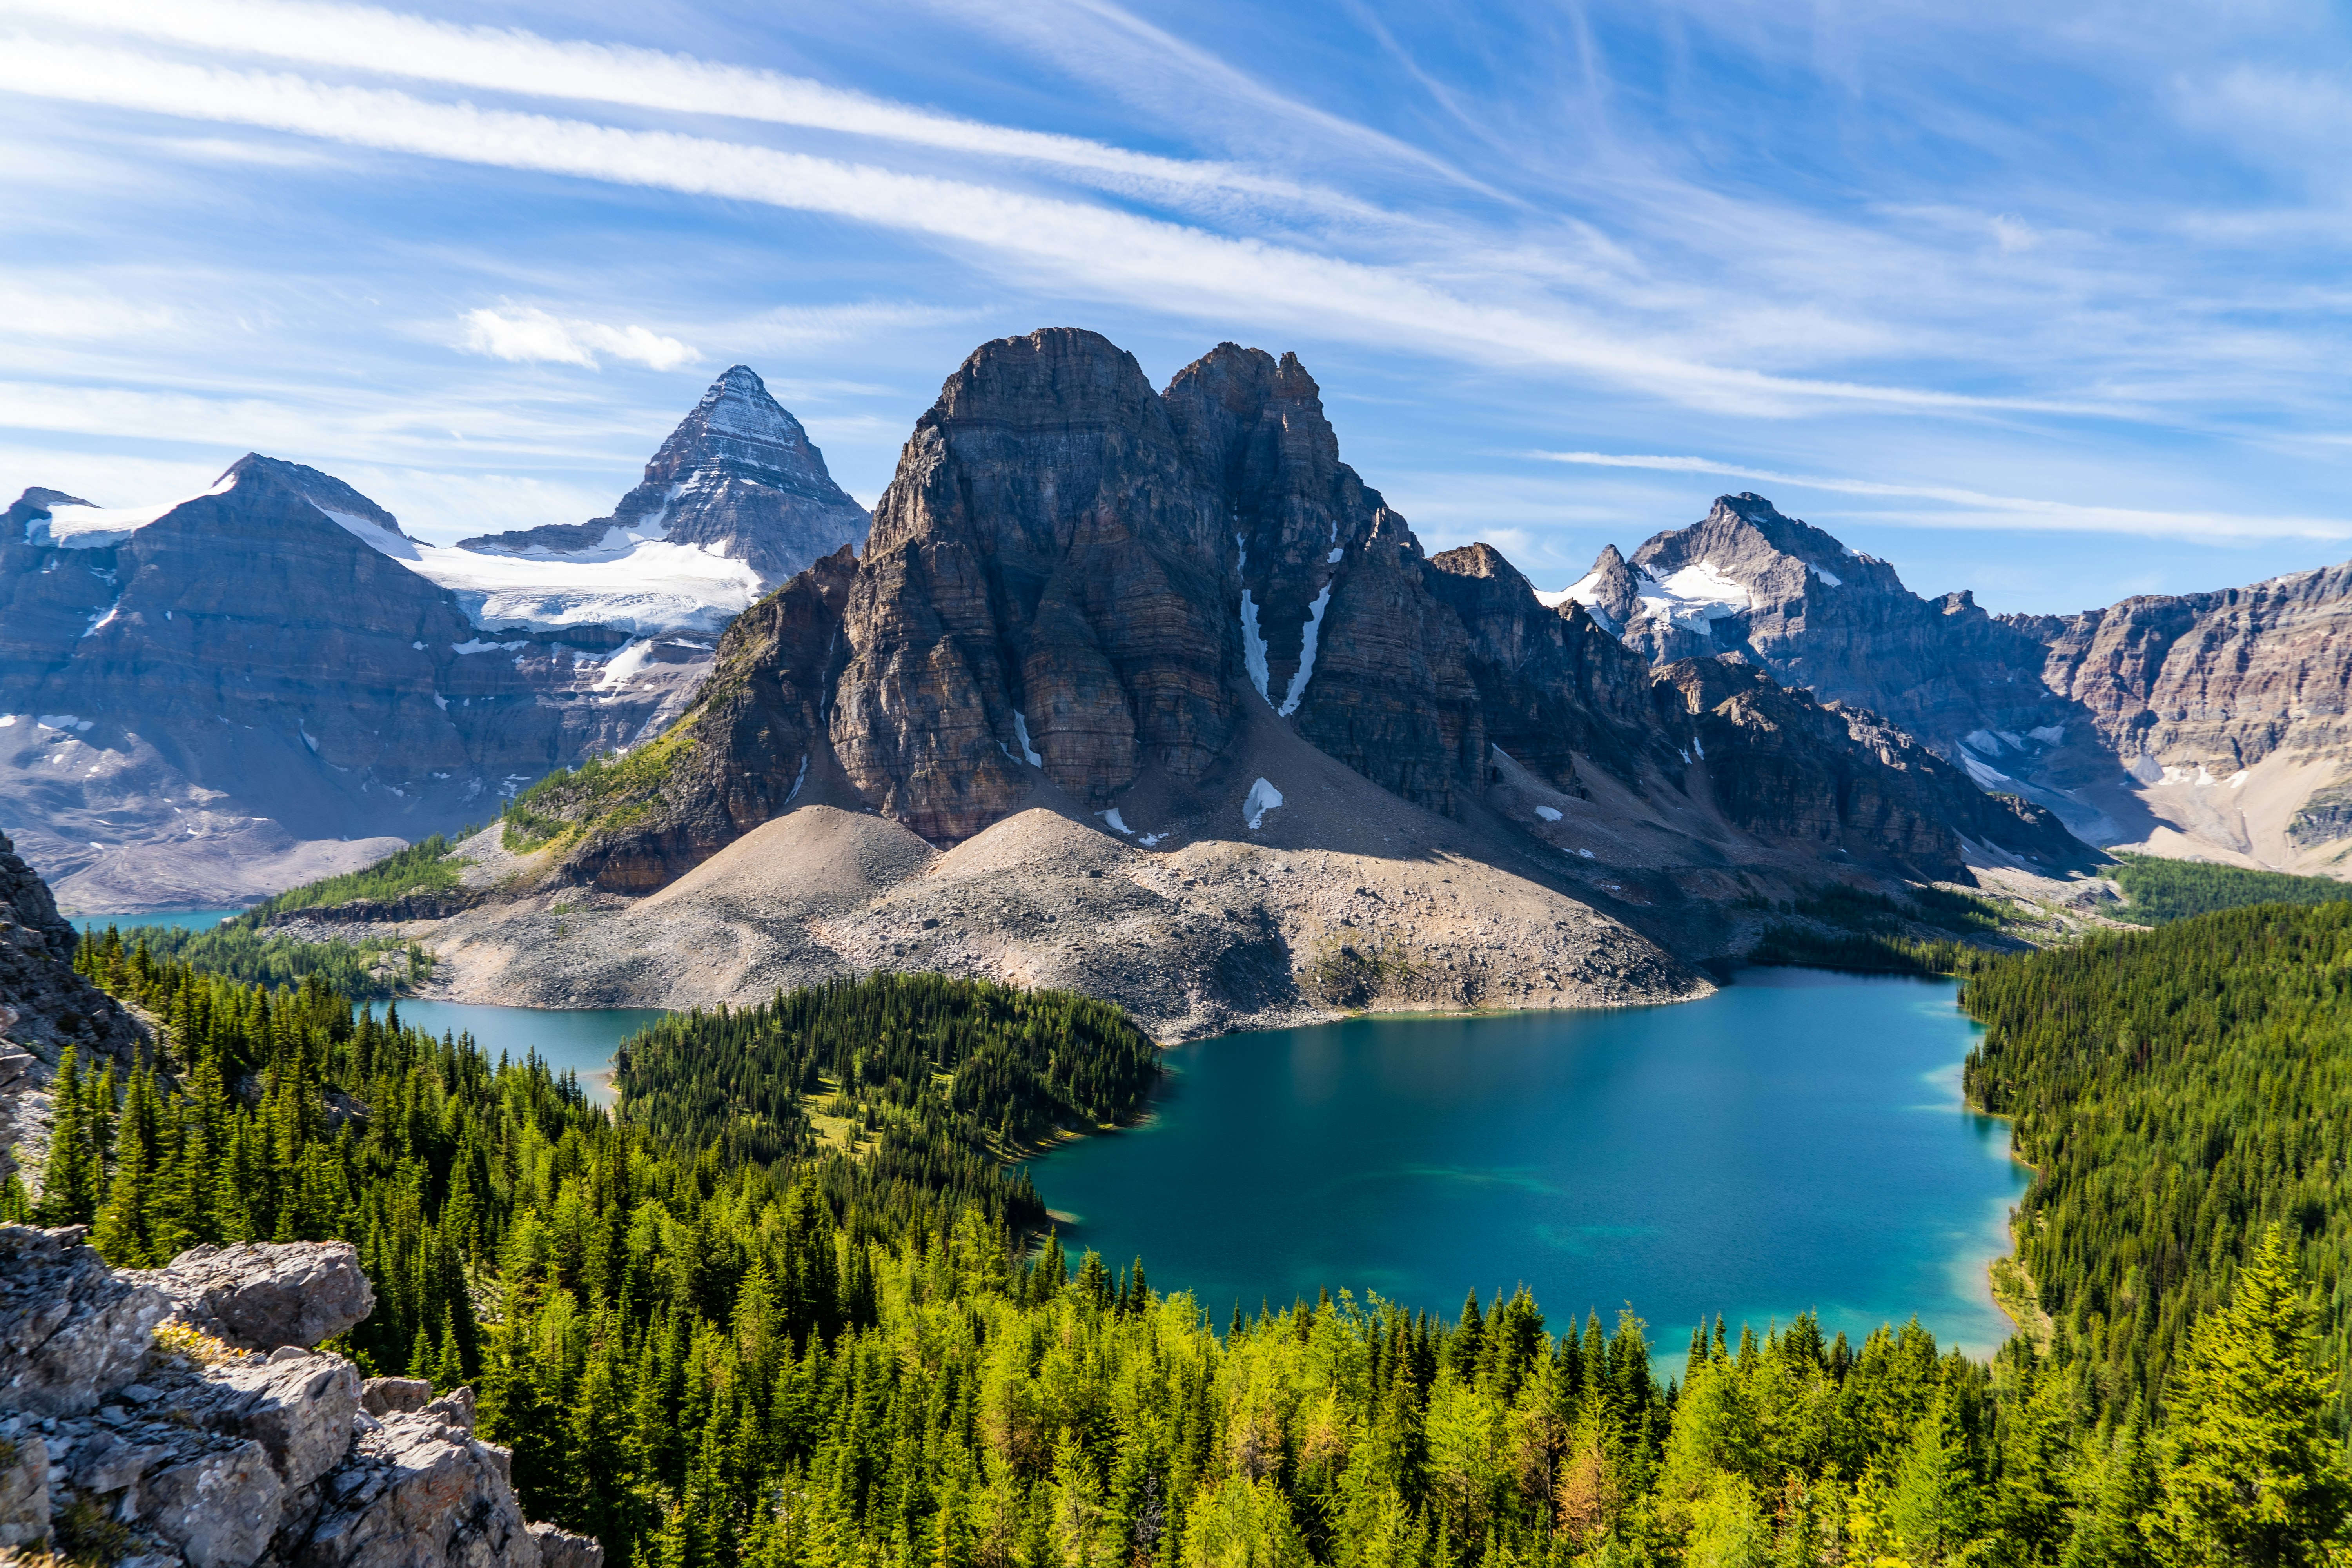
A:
343 331 2090 1035
1550 493 2352 874
0 367 867 913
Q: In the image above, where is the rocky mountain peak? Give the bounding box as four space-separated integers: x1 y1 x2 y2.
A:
457 367 869 585
644 364 829 495
12 486 94 513
219 453 406 537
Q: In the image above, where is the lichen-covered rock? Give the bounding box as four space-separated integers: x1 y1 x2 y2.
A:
358 1377 430 1417
528 1521 604 1568
296 1407 541 1568
192 1348 360 1492
0 1223 563 1568
0 1428 49 1547
132 1240 375 1351
0 1225 171 1416
137 1432 287 1568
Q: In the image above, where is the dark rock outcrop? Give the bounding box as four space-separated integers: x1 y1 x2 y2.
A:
459 365 869 586
0 1225 593 1568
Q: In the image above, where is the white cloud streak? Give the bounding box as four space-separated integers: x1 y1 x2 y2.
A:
460 306 698 372
1534 450 2352 541
0 37 2113 420
0 0 1374 218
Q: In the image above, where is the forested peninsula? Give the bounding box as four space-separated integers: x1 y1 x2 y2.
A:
9 910 2347 1567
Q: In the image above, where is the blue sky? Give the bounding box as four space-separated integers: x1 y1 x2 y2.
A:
5 0 2352 612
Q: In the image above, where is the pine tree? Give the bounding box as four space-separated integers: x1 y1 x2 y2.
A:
2148 1227 2352 1568
36 1047 98 1225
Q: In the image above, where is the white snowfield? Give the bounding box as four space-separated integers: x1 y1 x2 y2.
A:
24 473 239 548
324 506 762 636
27 471 760 637
1542 558 1753 637
1636 561 1752 632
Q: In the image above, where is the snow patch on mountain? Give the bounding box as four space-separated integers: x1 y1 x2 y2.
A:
320 502 761 635
26 472 240 548
1637 560 1752 631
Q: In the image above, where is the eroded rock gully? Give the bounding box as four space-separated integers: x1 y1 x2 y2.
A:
0 1227 594 1568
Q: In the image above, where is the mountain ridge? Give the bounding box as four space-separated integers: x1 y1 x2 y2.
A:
341 330 2088 1031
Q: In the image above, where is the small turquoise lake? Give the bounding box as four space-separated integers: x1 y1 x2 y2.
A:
1025 968 2027 1358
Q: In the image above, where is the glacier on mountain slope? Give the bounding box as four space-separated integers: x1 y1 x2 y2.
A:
319 505 762 635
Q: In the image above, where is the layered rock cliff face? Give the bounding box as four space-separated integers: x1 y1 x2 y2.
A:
458 366 869 585
1563 492 2352 869
0 1227 594 1568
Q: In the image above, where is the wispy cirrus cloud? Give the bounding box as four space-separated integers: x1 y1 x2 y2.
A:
1534 451 2352 542
0 36 2121 421
0 0 1388 223
460 306 698 372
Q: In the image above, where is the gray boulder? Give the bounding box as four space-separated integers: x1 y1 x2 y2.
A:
0 1225 171 1415
357 1376 430 1417
529 1521 605 1568
296 1407 541 1568
195 1348 361 1492
0 1429 48 1548
132 1240 376 1351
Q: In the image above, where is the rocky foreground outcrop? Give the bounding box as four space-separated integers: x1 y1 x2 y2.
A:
0 1227 593 1568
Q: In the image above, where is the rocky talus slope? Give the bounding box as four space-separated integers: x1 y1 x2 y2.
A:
336 332 2084 1028
1558 490 2352 872
0 1228 595 1568
460 366 869 585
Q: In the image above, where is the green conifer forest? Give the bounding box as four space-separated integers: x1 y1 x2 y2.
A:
14 913 2348 1567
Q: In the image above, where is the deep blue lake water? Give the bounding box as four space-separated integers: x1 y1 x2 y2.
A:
1024 968 2027 1360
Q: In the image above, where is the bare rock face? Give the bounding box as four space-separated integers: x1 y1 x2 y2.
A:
461 365 868 588
835 329 1241 841
0 1224 565 1568
297 1403 538 1568
0 1225 171 1416
129 1240 376 1352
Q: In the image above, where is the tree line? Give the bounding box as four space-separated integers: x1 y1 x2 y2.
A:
13 924 2347 1566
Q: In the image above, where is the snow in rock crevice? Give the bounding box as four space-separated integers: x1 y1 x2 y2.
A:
1240 591 1272 703
1326 547 1343 563
454 638 529 655
785 753 809 804
1243 777 1284 830
1276 584 1332 717
2027 724 2065 745
1807 563 1843 588
1100 808 1134 835
1960 752 2014 789
1535 805 1562 822
1013 711 1044 767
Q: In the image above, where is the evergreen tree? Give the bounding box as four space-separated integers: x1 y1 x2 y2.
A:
2148 1227 2351 1568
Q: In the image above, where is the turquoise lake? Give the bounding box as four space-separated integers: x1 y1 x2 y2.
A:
1024 968 2029 1359
78 909 246 932
365 999 665 1106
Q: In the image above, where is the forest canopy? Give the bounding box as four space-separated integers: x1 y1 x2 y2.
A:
16 920 2347 1568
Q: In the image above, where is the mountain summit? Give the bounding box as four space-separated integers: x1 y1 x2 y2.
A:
459 365 869 584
